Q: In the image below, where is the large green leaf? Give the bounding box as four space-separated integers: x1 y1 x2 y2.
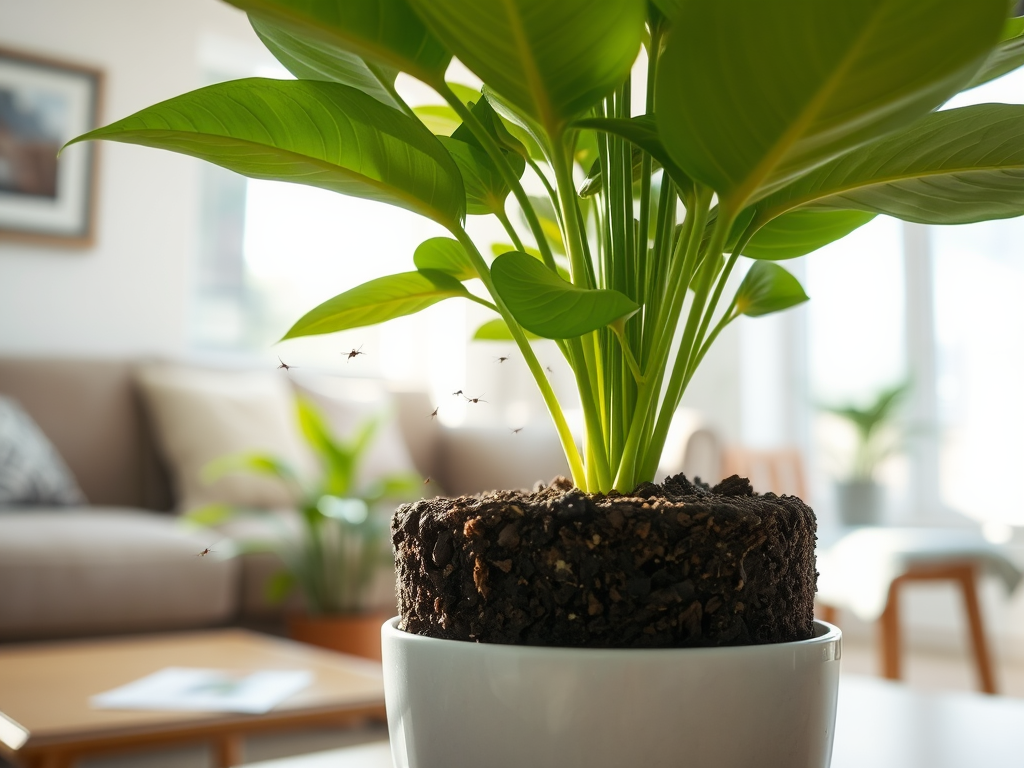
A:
414 105 461 136
967 16 1024 89
440 99 526 215
656 0 1007 210
413 237 477 281
409 0 646 134
491 251 639 338
734 262 809 318
67 79 466 227
282 270 472 339
574 115 694 200
249 15 402 109
755 104 1024 226
472 318 542 341
742 210 877 261
439 138 511 215
225 0 451 85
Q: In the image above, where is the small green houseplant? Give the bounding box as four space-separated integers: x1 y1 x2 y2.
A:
822 380 910 525
70 0 1024 763
191 396 418 657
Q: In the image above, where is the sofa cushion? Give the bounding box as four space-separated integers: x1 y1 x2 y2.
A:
136 365 318 513
0 508 240 640
0 396 85 507
0 357 172 510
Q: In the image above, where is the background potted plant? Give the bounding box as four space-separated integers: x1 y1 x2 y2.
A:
822 381 911 527
191 396 418 660
70 0 1024 764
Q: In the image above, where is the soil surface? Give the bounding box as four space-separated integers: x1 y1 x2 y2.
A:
392 474 817 647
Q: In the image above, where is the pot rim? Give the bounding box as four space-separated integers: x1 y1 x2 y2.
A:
382 616 840 657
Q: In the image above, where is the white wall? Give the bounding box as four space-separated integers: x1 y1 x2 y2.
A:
0 0 263 358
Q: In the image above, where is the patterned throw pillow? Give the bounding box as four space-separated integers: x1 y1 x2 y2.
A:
0 396 85 507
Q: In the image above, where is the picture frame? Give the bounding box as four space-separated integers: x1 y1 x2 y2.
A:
0 47 103 248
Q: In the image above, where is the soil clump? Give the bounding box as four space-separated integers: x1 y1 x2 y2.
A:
392 474 816 647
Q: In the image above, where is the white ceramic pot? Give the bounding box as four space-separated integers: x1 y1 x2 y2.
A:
382 617 841 768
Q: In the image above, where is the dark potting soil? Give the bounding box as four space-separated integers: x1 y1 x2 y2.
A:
392 474 817 647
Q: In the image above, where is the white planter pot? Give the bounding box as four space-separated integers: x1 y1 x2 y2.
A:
382 617 841 768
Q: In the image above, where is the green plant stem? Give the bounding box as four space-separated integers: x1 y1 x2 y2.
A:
494 206 527 253
437 83 558 273
638 206 736 481
525 154 562 225
451 224 587 488
611 319 644 384
613 197 706 491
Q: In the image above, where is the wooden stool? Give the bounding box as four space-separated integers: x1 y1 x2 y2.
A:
820 560 997 694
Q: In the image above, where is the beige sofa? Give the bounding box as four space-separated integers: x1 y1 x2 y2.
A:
0 357 574 642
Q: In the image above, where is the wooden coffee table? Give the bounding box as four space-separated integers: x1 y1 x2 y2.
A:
0 629 386 768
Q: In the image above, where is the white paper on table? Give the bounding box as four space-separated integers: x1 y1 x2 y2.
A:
90 667 314 714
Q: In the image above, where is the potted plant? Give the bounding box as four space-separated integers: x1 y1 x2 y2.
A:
822 381 910 527
69 0 1024 764
190 396 418 660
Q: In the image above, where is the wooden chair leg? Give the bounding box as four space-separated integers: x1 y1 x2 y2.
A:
956 565 997 694
213 734 244 768
879 580 902 681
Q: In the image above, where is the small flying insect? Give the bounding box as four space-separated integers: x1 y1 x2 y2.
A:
197 547 214 557
344 346 365 362
511 427 523 434
423 476 432 485
277 357 295 371
495 356 510 364
452 389 464 397
546 366 554 373
464 394 487 404
429 406 439 419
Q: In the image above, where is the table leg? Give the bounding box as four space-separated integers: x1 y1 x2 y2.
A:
213 734 244 768
879 581 902 681
956 565 997 694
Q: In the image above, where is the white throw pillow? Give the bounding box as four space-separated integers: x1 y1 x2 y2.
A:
136 365 318 512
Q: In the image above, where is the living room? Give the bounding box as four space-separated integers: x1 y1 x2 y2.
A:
3 1 1024 767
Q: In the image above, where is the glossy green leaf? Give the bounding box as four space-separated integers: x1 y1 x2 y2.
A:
414 105 461 136
68 79 466 227
755 104 1024 226
453 97 529 165
226 0 451 85
282 270 472 339
575 115 693 199
491 241 571 281
967 16 1024 88
472 318 542 341
491 251 639 338
409 0 646 133
656 0 1007 209
438 137 512 215
742 210 877 260
413 237 477 280
483 85 549 160
249 15 402 109
439 99 527 215
734 262 809 318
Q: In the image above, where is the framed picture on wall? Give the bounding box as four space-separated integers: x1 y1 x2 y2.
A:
0 47 103 247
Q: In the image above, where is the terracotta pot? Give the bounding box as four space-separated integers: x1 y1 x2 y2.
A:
288 611 392 661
